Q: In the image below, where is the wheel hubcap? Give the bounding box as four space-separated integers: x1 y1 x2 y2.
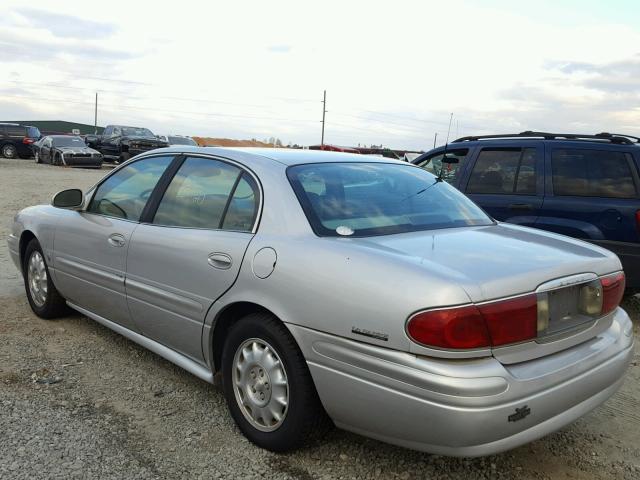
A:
27 251 48 307
3 145 16 158
233 338 289 432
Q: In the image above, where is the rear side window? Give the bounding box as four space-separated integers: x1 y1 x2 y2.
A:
153 157 258 231
552 149 638 198
88 156 174 220
466 148 537 195
416 149 468 184
6 126 26 136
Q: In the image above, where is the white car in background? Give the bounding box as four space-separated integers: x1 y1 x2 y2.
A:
157 135 199 147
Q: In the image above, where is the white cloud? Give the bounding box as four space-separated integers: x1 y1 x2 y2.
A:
1 0 640 150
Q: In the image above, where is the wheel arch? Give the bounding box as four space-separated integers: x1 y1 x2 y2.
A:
19 230 37 270
209 301 274 374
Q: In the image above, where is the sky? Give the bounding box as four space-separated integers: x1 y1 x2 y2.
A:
1 0 640 150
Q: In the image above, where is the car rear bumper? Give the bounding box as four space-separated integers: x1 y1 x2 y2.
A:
287 308 634 457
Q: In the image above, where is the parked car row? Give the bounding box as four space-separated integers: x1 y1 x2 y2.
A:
1 122 198 167
8 145 634 457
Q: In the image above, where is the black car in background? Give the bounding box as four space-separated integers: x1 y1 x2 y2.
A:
85 125 169 163
0 123 41 158
33 135 103 168
413 131 640 290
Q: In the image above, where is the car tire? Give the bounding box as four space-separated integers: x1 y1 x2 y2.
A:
23 238 69 319
2 143 18 159
119 152 131 164
35 151 41 163
53 153 62 166
221 312 330 452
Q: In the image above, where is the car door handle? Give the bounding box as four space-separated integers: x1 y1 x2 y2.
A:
208 252 232 270
107 233 126 247
508 203 534 210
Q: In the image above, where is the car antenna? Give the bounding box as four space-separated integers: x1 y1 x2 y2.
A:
437 113 454 182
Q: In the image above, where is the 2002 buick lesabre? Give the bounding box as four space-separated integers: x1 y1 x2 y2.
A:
8 147 634 456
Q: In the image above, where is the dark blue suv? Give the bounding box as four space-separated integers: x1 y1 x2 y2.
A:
413 131 640 290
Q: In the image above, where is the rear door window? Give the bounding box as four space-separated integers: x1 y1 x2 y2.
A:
153 157 258 231
416 149 468 184
551 149 638 198
6 126 26 136
466 148 537 194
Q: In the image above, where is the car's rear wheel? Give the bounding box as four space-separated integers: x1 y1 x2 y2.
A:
23 239 69 319
34 151 41 163
53 153 62 166
221 312 330 452
2 144 17 158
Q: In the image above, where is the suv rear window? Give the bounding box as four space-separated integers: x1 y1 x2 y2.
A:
467 148 537 195
288 162 493 237
552 149 638 198
27 126 41 138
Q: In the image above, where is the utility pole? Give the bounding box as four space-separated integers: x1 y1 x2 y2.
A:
320 90 327 148
433 132 438 148
94 92 98 134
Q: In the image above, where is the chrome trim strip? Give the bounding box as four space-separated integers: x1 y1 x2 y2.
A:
67 301 214 384
536 273 598 293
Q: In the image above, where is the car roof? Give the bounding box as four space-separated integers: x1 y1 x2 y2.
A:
153 146 408 166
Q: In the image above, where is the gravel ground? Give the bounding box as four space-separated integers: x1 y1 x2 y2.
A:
1 157 640 480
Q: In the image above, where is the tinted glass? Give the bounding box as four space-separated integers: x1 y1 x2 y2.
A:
88 156 173 220
552 149 637 198
168 136 197 146
53 136 86 147
288 163 492 237
121 127 154 137
6 126 25 136
467 148 537 194
222 173 259 231
416 149 468 184
153 157 243 229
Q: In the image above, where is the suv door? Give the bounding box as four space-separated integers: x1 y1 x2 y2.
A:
536 145 640 285
460 144 543 225
52 155 175 330
125 155 260 361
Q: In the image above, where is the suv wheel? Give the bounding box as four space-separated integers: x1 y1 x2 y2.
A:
2 144 17 158
221 312 330 452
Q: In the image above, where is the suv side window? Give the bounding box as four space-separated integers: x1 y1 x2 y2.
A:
103 126 112 136
88 156 174 220
6 126 26 137
552 149 638 199
416 148 468 183
153 157 258 231
467 148 537 194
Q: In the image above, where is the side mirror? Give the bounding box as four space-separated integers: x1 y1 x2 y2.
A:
52 189 84 209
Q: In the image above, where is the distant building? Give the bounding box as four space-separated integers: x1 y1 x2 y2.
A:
0 120 104 135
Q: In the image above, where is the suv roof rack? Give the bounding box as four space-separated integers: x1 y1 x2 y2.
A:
452 131 639 145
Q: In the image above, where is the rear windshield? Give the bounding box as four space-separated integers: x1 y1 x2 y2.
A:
27 126 41 138
287 162 493 237
53 136 86 147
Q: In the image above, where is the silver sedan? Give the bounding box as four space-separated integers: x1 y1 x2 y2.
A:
7 147 634 456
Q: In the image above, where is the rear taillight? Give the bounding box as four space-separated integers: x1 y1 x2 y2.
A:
406 306 490 349
22 137 34 144
601 271 625 315
635 210 640 233
407 294 537 350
